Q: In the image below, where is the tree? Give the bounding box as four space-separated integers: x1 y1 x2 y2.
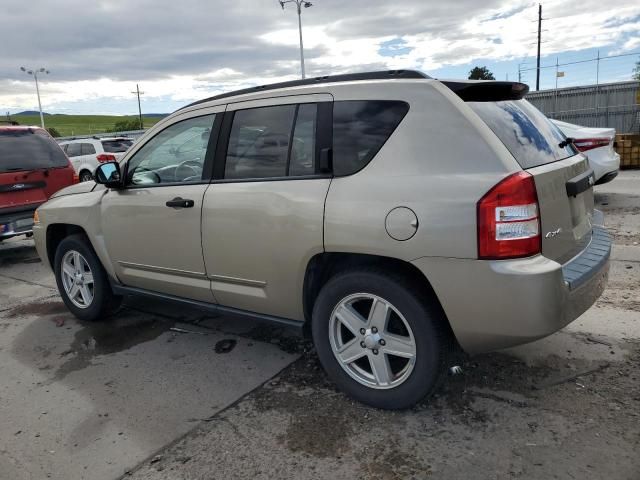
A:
110 119 142 132
633 59 640 81
468 66 495 80
46 126 61 137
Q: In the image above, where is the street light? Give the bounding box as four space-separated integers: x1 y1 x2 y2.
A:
20 66 49 129
278 0 313 79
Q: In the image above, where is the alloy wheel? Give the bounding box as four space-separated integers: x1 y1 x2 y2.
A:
328 293 417 389
60 250 94 309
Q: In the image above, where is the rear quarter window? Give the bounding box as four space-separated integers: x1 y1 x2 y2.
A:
332 100 409 176
467 99 578 169
0 130 69 172
102 139 133 153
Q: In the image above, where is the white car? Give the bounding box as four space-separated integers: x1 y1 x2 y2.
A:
59 137 134 182
551 119 619 184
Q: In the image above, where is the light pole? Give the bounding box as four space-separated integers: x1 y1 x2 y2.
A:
279 0 313 79
20 67 49 129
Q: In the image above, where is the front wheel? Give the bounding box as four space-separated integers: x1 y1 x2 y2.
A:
312 269 451 409
54 234 122 321
79 171 93 182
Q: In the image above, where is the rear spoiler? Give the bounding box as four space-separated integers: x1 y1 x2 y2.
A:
440 80 529 102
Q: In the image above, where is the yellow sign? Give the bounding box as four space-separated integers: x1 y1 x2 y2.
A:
556 71 565 78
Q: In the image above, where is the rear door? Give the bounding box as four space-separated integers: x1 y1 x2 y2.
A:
468 99 593 263
0 129 74 212
201 94 332 320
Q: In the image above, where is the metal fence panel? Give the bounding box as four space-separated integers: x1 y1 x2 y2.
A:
526 81 640 134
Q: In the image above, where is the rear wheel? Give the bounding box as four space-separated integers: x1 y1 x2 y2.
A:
54 234 121 321
312 269 451 409
79 171 93 182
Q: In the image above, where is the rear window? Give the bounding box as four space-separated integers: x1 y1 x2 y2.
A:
333 100 409 176
0 130 69 172
102 139 133 153
468 99 578 169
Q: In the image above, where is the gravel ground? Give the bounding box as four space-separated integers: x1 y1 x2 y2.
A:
126 173 640 480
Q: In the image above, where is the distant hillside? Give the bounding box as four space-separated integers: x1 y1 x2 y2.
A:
10 114 163 136
15 110 51 116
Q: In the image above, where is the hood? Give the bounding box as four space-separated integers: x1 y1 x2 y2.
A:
51 181 96 199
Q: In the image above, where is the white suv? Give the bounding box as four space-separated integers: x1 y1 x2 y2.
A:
59 137 133 182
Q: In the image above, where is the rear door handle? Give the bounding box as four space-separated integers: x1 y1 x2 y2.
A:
166 197 195 208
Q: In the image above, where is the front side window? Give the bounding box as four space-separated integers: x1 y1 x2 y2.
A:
332 100 409 176
126 114 215 186
224 103 318 180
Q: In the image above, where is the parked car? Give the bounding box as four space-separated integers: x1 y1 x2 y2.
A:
32 71 611 409
59 137 134 182
0 126 77 241
551 119 620 184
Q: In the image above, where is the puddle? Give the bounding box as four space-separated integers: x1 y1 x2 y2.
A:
214 338 237 354
52 311 175 381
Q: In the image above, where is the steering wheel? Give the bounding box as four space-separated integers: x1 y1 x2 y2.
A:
131 167 161 185
175 160 202 181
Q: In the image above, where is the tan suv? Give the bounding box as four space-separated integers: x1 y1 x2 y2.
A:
33 71 611 409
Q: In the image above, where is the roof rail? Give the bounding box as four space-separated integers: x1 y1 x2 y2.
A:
180 70 430 110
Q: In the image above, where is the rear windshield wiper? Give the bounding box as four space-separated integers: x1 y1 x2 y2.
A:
559 137 575 148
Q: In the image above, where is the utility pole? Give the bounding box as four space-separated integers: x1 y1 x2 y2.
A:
131 84 144 129
279 0 314 79
536 3 542 91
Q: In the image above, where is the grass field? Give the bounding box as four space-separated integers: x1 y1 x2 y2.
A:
10 114 163 137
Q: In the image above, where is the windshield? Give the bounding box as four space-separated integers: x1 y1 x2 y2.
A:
0 130 69 173
468 99 578 169
102 139 133 153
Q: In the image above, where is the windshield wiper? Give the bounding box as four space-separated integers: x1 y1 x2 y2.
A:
558 137 575 148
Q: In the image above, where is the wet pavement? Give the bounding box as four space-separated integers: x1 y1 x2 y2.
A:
0 242 300 480
1 171 639 480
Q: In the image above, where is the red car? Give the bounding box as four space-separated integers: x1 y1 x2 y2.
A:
0 126 77 241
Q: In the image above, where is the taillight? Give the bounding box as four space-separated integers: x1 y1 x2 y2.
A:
72 172 79 184
477 171 541 260
96 154 116 163
573 138 610 152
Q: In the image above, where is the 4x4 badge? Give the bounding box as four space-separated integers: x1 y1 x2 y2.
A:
545 228 562 238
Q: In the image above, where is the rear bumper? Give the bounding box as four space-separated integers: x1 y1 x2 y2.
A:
412 214 611 354
0 207 37 240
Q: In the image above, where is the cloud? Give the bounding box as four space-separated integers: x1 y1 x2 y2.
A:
2 0 639 113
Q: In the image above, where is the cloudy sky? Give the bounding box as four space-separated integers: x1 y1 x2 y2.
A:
2 0 639 115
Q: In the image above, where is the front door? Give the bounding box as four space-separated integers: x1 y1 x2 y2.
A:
101 109 222 302
202 95 332 320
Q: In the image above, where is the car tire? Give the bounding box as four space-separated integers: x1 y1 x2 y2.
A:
312 268 451 410
54 234 122 321
79 171 93 182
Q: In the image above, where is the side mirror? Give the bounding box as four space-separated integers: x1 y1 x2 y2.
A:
95 162 122 188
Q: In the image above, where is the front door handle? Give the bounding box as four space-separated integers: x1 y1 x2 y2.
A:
166 197 194 208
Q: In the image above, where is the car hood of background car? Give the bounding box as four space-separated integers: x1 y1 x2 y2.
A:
51 181 97 199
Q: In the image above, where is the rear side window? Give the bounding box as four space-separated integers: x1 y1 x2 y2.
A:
102 139 133 153
66 143 81 157
467 99 578 169
81 143 96 155
0 130 69 172
332 100 409 176
225 103 318 180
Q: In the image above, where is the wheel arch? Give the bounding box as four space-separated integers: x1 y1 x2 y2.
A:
302 252 455 342
46 223 88 269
